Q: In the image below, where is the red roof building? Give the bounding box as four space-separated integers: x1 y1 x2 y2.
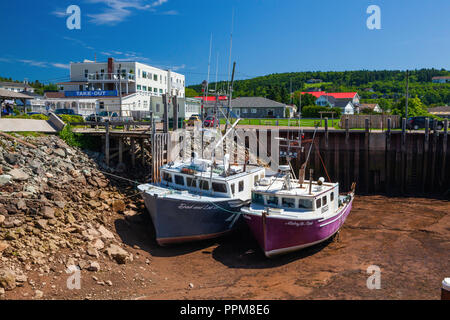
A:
194 96 228 102
301 92 358 99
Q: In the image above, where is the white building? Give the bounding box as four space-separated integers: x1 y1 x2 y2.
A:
38 58 187 119
0 81 34 93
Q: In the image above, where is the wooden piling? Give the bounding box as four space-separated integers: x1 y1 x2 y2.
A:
422 119 430 193
401 118 406 194
385 118 391 195
441 120 448 187
364 118 370 194
118 138 124 165
131 138 136 167
105 122 110 167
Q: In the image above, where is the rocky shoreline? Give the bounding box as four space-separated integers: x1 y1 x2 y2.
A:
0 134 144 299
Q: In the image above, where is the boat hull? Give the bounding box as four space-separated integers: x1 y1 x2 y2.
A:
243 198 353 258
141 191 247 246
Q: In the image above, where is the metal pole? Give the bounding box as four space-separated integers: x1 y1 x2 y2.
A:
119 64 123 118
405 70 409 120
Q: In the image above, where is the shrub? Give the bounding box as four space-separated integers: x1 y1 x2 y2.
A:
30 114 49 120
301 105 342 118
58 114 84 124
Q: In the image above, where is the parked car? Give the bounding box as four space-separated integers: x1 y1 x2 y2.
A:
54 109 82 117
187 115 201 126
203 115 219 128
85 111 133 123
407 117 444 130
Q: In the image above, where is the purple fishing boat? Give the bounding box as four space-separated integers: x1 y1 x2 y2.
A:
241 165 355 258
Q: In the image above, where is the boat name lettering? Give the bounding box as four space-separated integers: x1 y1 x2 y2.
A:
285 221 313 227
178 203 216 210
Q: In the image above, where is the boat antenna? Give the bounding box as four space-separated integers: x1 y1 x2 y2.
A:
226 8 235 92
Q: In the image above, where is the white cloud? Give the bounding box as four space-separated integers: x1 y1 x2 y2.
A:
51 9 69 18
86 0 170 25
52 63 71 70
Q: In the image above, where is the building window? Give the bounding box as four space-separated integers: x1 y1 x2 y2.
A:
154 88 158 93
156 104 160 112
143 71 147 78
143 86 147 91
159 89 163 93
186 177 196 188
154 74 158 81
322 196 327 206
242 108 248 113
84 70 88 78
137 85 142 90
251 109 257 114
268 109 274 117
148 87 152 92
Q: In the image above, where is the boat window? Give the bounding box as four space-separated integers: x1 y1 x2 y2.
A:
200 180 210 191
254 175 259 186
330 192 334 202
212 182 227 193
174 175 185 186
186 177 196 188
322 196 327 206
282 198 296 208
267 196 278 206
299 199 313 209
252 193 264 204
162 172 172 183
231 183 235 195
316 198 322 209
239 181 244 192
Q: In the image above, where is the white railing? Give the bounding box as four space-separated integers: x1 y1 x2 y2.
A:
86 73 136 81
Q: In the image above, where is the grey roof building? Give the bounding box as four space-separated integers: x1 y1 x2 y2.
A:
205 97 288 118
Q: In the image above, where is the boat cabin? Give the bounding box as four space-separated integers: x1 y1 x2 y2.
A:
159 159 265 199
250 178 340 216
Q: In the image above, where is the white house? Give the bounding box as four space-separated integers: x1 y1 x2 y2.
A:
359 103 382 113
0 81 34 93
432 76 450 84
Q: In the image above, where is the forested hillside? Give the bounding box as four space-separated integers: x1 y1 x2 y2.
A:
188 69 450 107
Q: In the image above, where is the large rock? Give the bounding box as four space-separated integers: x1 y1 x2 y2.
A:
3 153 17 165
98 225 114 240
0 268 16 291
0 241 9 252
53 148 66 158
105 244 129 264
8 169 29 181
0 175 12 186
112 200 126 213
41 206 55 219
0 215 5 225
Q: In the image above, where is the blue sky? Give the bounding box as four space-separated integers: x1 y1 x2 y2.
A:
0 0 449 85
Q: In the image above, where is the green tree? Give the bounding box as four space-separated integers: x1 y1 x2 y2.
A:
392 96 429 117
185 88 199 98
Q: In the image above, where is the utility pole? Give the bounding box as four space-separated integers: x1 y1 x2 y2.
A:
118 63 123 117
163 94 169 133
405 70 409 120
173 93 178 131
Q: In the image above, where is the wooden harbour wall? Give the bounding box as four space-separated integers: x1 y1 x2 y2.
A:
78 119 450 196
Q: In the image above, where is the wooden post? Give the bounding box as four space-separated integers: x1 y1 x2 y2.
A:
430 120 438 191
441 120 448 187
364 118 370 194
131 138 136 167
422 118 430 193
118 138 124 165
105 122 110 167
141 139 145 167
385 118 391 195
401 118 407 194
325 117 329 148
